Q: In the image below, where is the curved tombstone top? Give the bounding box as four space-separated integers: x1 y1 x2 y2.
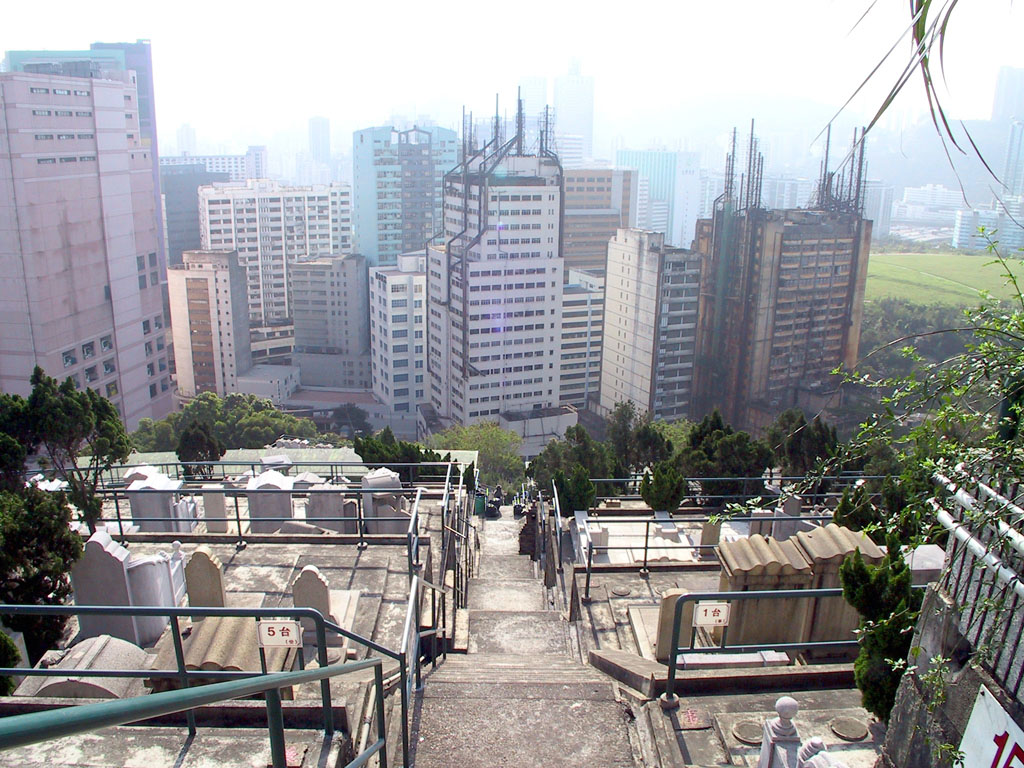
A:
246 469 295 491
122 465 162 485
127 474 182 492
15 634 150 699
362 467 401 490
795 524 884 565
718 534 812 577
293 471 325 486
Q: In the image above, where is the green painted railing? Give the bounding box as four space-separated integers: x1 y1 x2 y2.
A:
0 657 388 768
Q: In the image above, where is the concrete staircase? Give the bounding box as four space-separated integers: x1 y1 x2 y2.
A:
411 514 639 768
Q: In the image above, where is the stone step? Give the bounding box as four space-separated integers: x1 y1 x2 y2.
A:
418 680 617 698
466 577 549 612
474 553 537 580
467 610 570 655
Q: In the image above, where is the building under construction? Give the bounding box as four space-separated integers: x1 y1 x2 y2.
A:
692 124 871 433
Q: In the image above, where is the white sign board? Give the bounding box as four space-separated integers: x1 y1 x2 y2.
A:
959 685 1024 768
256 620 302 648
693 601 730 627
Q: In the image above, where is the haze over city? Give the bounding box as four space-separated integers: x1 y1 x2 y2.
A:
6 0 1024 168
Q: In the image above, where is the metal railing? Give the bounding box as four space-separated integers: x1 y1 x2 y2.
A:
0 657 388 768
659 586 927 702
933 473 1024 705
566 507 834 601
0 601 420 767
84 460 458 488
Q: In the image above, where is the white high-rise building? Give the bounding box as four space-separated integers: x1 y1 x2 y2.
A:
197 179 353 324
554 60 594 160
0 70 172 428
160 145 267 181
426 134 564 428
370 253 428 416
599 229 701 421
560 270 603 409
167 250 252 398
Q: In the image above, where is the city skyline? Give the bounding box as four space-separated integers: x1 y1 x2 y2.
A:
5 1 1024 164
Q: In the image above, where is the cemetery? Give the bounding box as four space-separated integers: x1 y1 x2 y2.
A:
1 449 1015 768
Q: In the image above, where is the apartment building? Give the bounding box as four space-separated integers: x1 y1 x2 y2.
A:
598 230 701 421
426 129 564 428
160 145 267 181
197 179 352 324
563 168 637 272
167 250 252 397
0 71 172 427
559 269 604 409
352 125 458 266
291 254 370 389
369 253 428 415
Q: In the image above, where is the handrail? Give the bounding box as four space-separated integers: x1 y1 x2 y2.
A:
0 602 412 766
660 586 927 702
0 657 388 768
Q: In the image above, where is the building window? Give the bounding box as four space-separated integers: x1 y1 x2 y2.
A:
146 363 154 377
62 350 77 368
100 335 112 352
149 383 157 398
103 359 115 375
29 87 49 94
82 342 95 359
53 88 70 96
37 158 56 164
35 134 54 140
85 366 98 383
142 320 151 335
106 382 118 398
32 109 51 116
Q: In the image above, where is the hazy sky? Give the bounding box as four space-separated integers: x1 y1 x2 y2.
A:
5 0 1024 161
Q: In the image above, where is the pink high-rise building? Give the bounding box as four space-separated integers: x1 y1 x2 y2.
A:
0 70 173 428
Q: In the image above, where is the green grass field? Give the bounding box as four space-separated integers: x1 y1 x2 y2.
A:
866 251 1024 305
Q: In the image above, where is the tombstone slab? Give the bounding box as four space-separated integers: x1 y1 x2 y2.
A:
185 546 226 608
71 531 137 644
14 635 150 699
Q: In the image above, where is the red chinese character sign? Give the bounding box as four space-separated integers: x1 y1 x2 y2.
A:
960 685 1024 768
257 620 302 648
693 601 730 627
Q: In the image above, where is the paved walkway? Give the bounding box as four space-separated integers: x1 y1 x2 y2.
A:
411 512 638 767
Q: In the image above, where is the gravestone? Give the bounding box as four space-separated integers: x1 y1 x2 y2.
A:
701 520 721 560
122 465 161 485
71 531 137 644
246 469 295 533
125 554 175 644
717 534 814 647
14 634 150 699
906 544 946 585
292 565 333 635
185 546 226 608
794 524 885 653
654 588 695 663
306 484 356 533
361 468 407 534
201 484 227 532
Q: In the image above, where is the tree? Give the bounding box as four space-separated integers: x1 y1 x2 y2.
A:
332 404 372 438
766 408 838 477
840 540 923 722
428 422 523 487
528 424 614 496
606 401 640 472
130 392 319 453
354 430 450 483
676 410 771 505
553 464 596 515
640 461 687 513
635 420 674 470
462 462 476 495
0 393 31 493
176 420 225 479
0 631 20 695
27 367 131 533
0 488 83 662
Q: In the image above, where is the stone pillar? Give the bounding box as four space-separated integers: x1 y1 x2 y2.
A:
654 588 695 663
758 696 801 768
